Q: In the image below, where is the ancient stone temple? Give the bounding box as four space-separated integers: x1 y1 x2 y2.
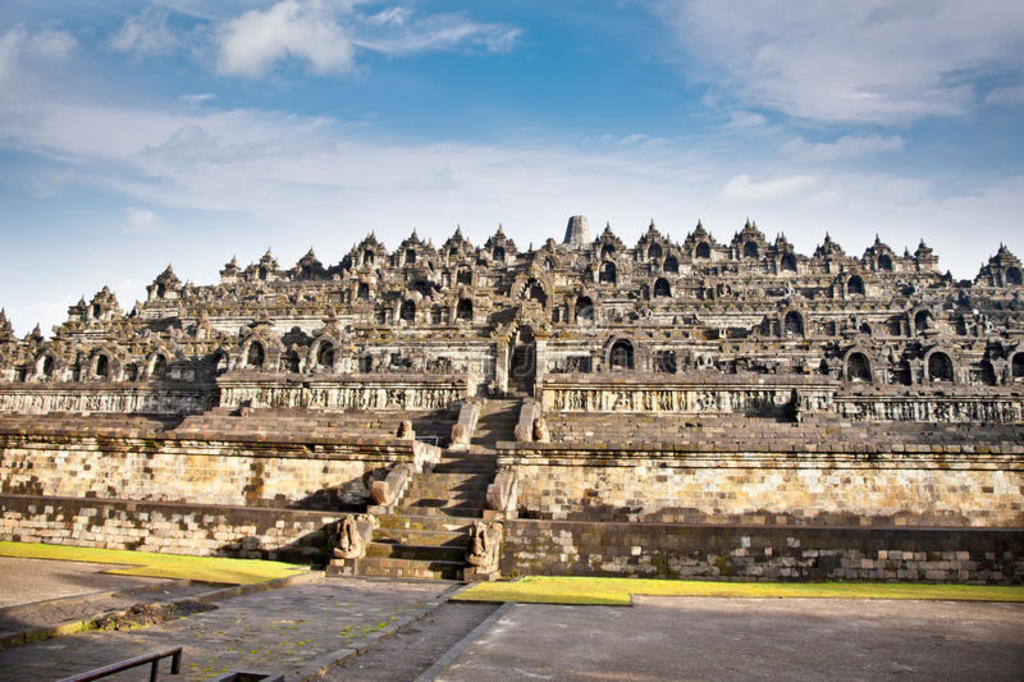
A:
0 216 1021 583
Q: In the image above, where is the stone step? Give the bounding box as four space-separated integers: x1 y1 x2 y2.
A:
410 472 492 485
402 494 486 507
406 480 490 495
376 514 476 532
373 527 470 546
356 557 464 581
365 542 466 563
395 504 485 518
431 465 496 475
402 490 486 504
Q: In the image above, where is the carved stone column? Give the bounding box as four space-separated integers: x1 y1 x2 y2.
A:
494 339 509 395
533 339 547 401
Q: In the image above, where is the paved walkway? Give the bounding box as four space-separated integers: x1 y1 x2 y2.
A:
439 597 1024 681
0 557 169 608
0 577 449 681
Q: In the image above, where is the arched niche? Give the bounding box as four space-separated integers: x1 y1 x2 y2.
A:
316 340 335 369
878 254 894 271
783 310 804 337
213 350 230 376
653 278 671 298
914 310 933 333
36 354 55 380
664 255 679 273
148 353 168 380
399 300 416 323
780 253 797 272
648 244 663 260
980 360 998 386
599 262 617 285
845 351 872 383
608 338 635 370
280 350 301 373
743 241 759 259
457 298 473 321
575 296 594 323
1011 352 1024 381
1006 267 1023 286
246 341 265 369
926 350 955 383
847 275 865 296
695 242 711 259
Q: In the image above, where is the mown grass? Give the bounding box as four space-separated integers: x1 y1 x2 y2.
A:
0 541 309 585
454 576 1024 606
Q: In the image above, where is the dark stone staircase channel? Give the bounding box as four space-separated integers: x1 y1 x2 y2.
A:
356 451 498 580
470 399 521 449
341 400 520 580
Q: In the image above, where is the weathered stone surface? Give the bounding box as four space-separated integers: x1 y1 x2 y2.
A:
500 519 1024 584
0 218 1021 582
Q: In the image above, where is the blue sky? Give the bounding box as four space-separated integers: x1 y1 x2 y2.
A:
1 0 1023 335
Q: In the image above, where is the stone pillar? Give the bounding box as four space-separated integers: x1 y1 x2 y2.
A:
533 339 547 401
495 339 509 395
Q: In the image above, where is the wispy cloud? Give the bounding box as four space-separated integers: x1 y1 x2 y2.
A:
353 11 521 56
126 208 163 234
985 83 1024 105
212 1 520 78
781 134 904 161
110 7 182 58
720 174 817 202
0 24 77 82
180 93 215 105
654 0 1024 124
217 0 356 78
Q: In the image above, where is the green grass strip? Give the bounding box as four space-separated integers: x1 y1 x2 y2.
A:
454 576 1024 606
0 541 309 585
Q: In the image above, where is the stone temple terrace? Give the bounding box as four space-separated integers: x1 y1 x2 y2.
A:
0 215 1021 583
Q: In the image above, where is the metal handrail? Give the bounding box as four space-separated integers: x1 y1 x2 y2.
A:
56 645 182 682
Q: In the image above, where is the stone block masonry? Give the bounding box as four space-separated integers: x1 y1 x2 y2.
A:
0 494 341 562
0 431 429 509
501 519 1024 584
501 445 1024 527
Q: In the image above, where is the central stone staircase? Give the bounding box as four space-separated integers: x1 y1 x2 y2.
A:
351 399 520 580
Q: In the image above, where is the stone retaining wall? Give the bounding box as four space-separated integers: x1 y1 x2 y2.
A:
499 447 1024 527
0 432 424 509
501 519 1024 584
0 494 340 562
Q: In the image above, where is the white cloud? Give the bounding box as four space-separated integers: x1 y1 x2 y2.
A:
180 93 215 104
27 28 78 60
213 1 520 78
720 174 817 202
0 26 25 82
110 8 182 58
217 0 357 78
781 134 904 161
126 208 163 233
725 110 766 129
354 12 521 55
0 25 76 82
655 0 1024 123
985 83 1024 105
